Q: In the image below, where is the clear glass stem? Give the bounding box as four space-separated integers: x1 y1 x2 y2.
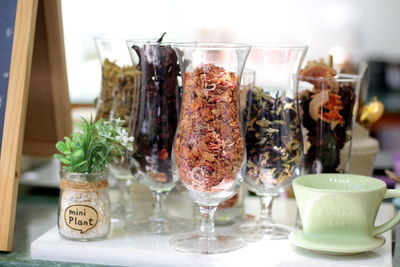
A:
152 191 169 224
259 195 275 230
199 206 217 238
117 179 129 211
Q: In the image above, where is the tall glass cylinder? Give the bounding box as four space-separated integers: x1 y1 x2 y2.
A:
298 68 359 174
126 40 193 234
171 43 251 254
94 37 138 220
240 45 307 241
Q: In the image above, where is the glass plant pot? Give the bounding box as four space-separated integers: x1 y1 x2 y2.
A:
94 37 139 220
170 43 251 254
58 172 110 241
126 40 194 234
298 73 359 174
240 44 307 241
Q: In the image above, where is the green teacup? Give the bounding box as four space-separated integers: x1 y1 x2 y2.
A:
291 173 400 254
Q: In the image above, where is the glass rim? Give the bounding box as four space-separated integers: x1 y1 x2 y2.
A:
294 174 385 193
248 43 308 50
299 73 359 82
126 39 193 46
94 37 191 44
174 42 251 50
93 36 129 43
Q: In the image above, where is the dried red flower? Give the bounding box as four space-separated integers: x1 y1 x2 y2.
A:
159 148 169 160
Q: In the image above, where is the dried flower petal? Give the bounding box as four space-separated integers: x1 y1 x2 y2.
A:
174 64 244 192
299 61 356 173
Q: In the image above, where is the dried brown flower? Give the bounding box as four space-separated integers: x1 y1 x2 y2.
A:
174 64 244 192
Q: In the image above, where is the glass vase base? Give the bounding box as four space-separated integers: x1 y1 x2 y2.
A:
110 204 126 221
239 221 295 241
170 234 246 254
111 204 144 222
124 216 194 235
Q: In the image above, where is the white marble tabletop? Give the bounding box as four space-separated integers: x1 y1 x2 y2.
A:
31 197 394 267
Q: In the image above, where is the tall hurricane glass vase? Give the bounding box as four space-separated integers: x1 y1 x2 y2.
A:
170 43 251 254
240 45 307 241
126 40 194 234
94 37 139 220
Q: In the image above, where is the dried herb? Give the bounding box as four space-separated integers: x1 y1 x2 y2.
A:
174 64 244 192
95 59 140 126
299 62 356 173
129 40 181 183
157 32 166 43
243 87 302 186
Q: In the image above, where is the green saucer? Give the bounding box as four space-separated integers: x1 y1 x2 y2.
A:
289 230 385 255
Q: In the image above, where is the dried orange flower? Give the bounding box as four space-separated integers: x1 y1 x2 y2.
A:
299 61 338 92
299 60 356 173
300 62 344 125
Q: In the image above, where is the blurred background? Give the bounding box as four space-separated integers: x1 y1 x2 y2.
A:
61 0 400 159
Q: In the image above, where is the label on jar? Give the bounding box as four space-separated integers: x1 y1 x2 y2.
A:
64 204 98 233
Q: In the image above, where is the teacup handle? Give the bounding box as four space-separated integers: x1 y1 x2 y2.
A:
373 189 400 236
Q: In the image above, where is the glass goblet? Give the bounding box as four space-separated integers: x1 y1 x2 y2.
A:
170 43 251 253
240 45 307 241
126 40 193 234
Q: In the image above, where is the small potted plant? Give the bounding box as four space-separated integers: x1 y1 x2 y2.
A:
54 118 132 241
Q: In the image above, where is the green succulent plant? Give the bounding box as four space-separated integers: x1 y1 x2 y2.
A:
54 118 133 173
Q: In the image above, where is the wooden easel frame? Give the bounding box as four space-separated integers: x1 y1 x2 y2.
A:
0 0 71 251
0 0 38 252
23 0 72 156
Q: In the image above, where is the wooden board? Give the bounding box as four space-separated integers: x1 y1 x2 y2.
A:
0 0 71 251
0 0 18 152
23 0 72 156
0 0 39 251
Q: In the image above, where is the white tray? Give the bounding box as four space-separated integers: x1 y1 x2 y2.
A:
31 198 394 267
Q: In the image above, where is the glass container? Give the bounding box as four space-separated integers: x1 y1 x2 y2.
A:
298 73 359 174
58 172 110 241
126 39 193 234
171 43 251 254
94 37 139 220
240 44 307 241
